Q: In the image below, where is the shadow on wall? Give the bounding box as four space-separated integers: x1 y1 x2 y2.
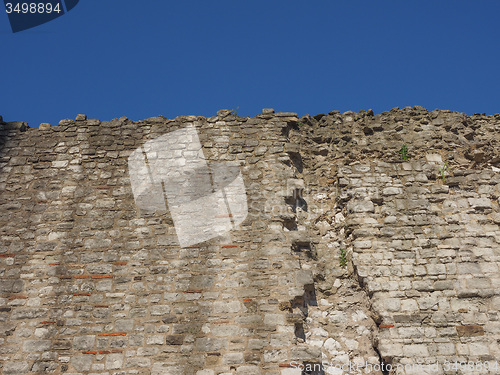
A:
0 118 28 156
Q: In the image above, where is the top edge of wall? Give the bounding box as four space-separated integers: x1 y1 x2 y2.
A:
1 106 500 132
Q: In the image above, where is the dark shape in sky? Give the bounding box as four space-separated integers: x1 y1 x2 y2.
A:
4 0 79 33
64 0 78 12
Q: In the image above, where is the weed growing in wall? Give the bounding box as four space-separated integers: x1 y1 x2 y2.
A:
399 144 409 161
339 248 348 268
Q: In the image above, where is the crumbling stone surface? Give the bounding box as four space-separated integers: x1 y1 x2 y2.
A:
0 106 498 374
291 107 500 374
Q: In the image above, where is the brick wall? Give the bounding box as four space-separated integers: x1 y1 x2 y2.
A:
0 107 499 374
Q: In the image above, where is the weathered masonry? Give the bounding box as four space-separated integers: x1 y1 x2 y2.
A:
0 107 499 375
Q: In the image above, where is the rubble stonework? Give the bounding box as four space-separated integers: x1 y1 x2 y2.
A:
0 107 499 375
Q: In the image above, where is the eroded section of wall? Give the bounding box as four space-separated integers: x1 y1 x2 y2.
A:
293 107 500 375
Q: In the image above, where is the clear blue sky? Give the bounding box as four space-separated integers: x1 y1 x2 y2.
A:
2 0 500 128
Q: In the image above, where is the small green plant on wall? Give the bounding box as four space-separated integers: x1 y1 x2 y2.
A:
339 248 348 269
399 144 409 161
439 161 448 183
230 107 239 116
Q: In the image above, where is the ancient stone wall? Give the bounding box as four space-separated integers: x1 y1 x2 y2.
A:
0 107 499 375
